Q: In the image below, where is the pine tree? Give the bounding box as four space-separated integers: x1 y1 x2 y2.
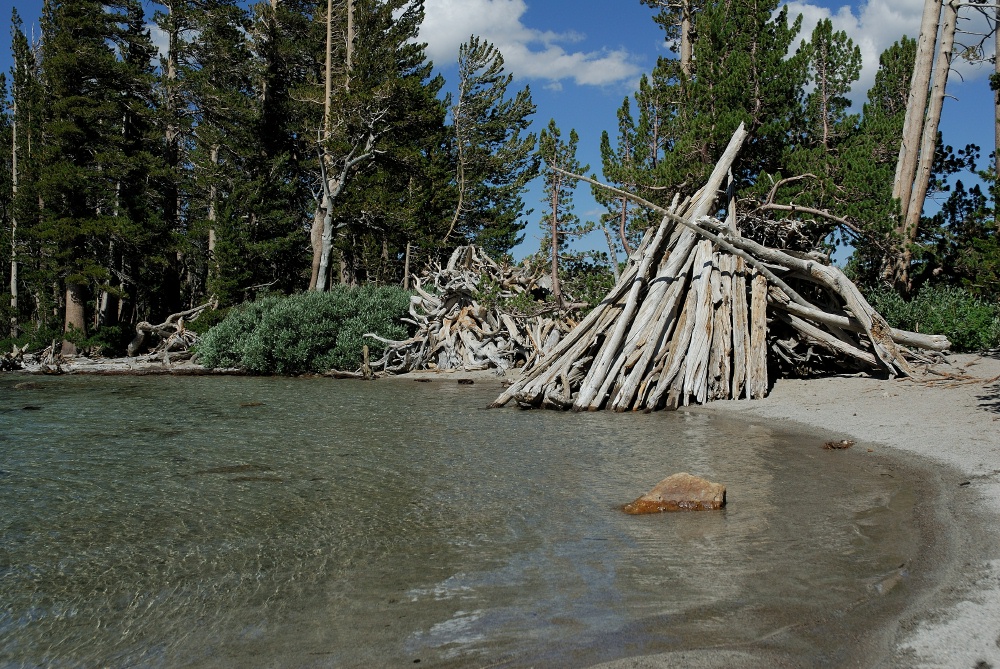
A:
314 0 451 288
538 119 589 308
840 38 916 285
640 0 705 75
443 36 539 257
597 97 655 256
8 10 47 342
102 0 166 330
0 73 12 339
801 19 862 152
152 0 198 313
37 0 143 352
768 18 862 232
640 0 808 202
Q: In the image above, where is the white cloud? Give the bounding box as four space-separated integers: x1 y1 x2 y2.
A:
419 0 642 87
784 0 995 107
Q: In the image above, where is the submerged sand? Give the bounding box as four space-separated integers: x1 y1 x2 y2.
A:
394 356 1000 667
20 351 1000 666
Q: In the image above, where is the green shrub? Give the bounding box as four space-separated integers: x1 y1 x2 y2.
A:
195 287 411 374
864 284 1000 352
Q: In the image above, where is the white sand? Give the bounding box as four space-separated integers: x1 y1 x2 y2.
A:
704 353 1000 668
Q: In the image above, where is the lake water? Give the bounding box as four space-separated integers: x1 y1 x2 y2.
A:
0 374 930 667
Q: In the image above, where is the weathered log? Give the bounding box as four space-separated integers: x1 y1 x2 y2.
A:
127 298 217 357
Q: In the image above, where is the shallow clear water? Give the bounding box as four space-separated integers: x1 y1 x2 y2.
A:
0 375 921 667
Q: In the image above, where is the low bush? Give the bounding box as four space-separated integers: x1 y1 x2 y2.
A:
196 286 411 374
864 284 1000 352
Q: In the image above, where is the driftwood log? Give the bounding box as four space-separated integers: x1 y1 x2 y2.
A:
366 246 576 373
127 298 218 359
491 124 950 411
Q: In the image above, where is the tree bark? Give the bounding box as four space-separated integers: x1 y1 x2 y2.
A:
893 0 941 220
550 171 562 308
680 0 693 77
602 223 621 281
324 0 334 136
618 196 632 255
897 0 958 292
403 241 411 289
10 101 18 339
207 144 219 285
346 0 354 92
62 283 87 356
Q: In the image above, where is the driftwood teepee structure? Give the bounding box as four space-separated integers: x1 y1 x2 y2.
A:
491 124 949 411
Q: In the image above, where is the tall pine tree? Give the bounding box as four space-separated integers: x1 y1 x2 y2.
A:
443 36 539 258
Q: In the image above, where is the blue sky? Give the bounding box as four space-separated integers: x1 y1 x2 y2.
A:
2 0 997 261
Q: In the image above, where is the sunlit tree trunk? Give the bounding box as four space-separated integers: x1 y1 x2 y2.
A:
893 0 941 221
680 0 693 76
897 0 958 293
550 170 562 308
10 100 18 339
62 283 86 356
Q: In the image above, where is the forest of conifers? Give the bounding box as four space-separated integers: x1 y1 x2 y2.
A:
1 0 998 356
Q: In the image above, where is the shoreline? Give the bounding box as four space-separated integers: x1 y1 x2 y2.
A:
699 352 1000 668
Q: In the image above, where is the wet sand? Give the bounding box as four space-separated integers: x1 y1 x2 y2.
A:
696 352 1000 668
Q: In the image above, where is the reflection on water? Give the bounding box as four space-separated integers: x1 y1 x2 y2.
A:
0 375 920 667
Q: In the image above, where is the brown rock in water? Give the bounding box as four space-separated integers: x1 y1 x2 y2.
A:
623 473 726 514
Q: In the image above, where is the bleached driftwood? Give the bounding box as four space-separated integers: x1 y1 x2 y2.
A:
127 297 218 358
366 246 576 373
490 123 950 411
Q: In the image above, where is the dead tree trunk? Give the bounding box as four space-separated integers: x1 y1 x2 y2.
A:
894 0 942 219
9 100 18 339
897 0 958 293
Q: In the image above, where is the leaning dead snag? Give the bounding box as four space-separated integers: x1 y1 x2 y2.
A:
491 124 949 412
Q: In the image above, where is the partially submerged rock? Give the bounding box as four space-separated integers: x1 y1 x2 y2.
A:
624 472 726 514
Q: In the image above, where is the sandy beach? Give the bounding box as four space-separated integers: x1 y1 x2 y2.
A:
697 352 1000 668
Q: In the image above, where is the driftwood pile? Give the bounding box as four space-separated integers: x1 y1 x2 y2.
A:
367 246 575 373
491 124 950 411
1 343 29 371
126 298 217 360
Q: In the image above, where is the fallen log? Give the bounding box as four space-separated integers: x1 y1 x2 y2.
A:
127 297 218 358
